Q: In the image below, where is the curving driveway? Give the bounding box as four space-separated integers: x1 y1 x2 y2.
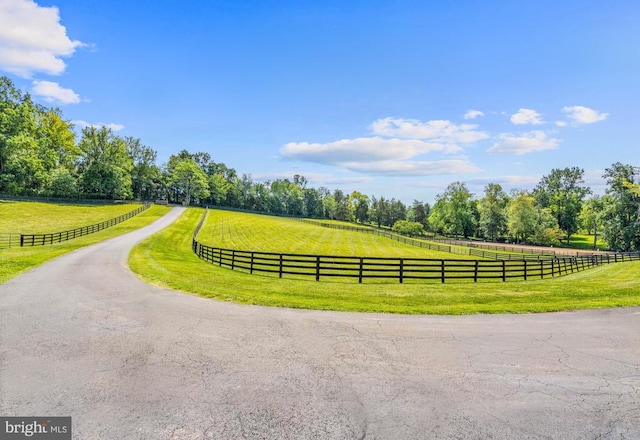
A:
1 207 639 439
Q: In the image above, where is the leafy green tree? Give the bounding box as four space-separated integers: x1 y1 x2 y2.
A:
392 220 424 237
478 183 509 241
600 163 640 251
507 192 538 243
208 173 231 205
77 126 133 199
533 167 590 244
428 182 476 238
369 196 387 227
171 159 210 206
333 189 349 221
303 187 323 218
578 195 604 235
49 167 78 197
410 200 429 227
128 137 160 200
348 191 369 223
322 194 337 219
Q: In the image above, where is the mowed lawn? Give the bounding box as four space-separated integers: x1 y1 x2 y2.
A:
198 208 468 259
0 202 171 283
130 208 640 314
0 200 145 233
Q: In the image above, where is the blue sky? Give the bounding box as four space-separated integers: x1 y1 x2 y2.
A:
1 0 638 203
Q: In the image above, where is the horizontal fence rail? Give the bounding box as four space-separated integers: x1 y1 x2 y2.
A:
192 240 639 283
193 211 640 283
19 203 150 247
0 233 20 249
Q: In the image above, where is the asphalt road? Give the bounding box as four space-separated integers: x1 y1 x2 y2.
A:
1 207 639 440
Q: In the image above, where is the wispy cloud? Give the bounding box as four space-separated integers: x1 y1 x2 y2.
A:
73 120 125 131
562 106 608 125
342 159 482 176
32 80 80 104
487 130 559 155
370 117 488 144
280 137 461 165
510 108 544 125
463 109 484 120
0 0 85 77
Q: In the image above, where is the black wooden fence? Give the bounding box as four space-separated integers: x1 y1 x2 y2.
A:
192 240 640 283
0 233 19 249
192 211 640 283
19 203 150 247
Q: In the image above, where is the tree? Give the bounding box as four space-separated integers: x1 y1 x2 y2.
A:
348 191 369 223
507 191 562 245
599 163 640 251
478 183 509 241
533 167 590 244
128 137 160 200
428 182 476 238
77 126 134 199
369 196 388 227
171 159 209 206
392 220 424 237
507 192 538 243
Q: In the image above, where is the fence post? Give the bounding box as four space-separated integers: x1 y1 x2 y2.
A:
250 252 255 274
231 250 236 270
358 258 363 284
474 260 478 282
279 254 283 278
399 258 404 284
20 234 24 247
502 260 506 282
552 259 555 277
316 256 320 281
441 260 445 283
524 260 527 281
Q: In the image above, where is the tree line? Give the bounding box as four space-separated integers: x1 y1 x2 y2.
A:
1 76 638 251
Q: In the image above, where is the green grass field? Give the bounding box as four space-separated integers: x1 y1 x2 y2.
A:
565 233 609 251
0 200 145 233
130 208 640 314
0 203 171 284
198 209 469 259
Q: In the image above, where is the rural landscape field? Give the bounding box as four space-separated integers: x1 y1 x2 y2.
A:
2 1 639 439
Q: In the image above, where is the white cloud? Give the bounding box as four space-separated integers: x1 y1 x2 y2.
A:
0 0 84 77
463 109 484 120
555 121 568 127
32 80 80 104
369 117 488 144
252 172 373 186
280 137 461 165
487 131 559 155
469 175 541 187
510 108 544 125
341 159 482 176
73 120 124 131
562 106 608 125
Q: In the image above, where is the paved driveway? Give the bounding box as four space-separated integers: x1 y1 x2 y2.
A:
1 208 638 439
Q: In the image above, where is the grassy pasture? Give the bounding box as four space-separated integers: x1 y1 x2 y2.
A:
0 203 171 284
130 208 640 314
198 209 472 259
565 233 608 251
0 200 144 233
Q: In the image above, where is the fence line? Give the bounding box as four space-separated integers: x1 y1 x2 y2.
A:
193 211 640 283
19 203 150 247
0 233 20 249
295 218 470 257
